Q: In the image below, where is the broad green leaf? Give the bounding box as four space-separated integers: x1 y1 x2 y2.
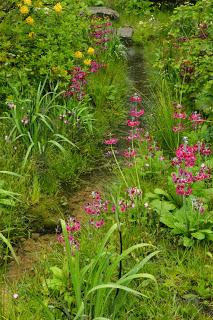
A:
151 199 176 212
191 232 205 240
183 237 194 247
50 266 63 279
154 188 170 198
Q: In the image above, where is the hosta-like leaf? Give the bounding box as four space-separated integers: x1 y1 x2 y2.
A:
183 237 194 247
154 188 170 199
151 199 176 212
191 232 206 240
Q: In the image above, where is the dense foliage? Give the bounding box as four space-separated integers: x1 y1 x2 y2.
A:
156 0 213 116
0 1 212 319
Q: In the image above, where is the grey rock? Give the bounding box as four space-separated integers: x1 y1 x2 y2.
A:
89 7 119 20
117 27 134 41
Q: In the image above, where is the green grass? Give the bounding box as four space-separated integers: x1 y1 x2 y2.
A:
1 223 212 319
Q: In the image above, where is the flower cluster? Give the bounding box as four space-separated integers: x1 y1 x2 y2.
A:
104 137 118 145
57 217 81 252
25 16 34 25
84 188 142 226
123 148 137 159
172 142 211 168
192 198 205 214
104 93 163 168
84 191 108 228
91 17 113 48
64 67 87 100
54 2 62 13
20 5 29 14
172 137 211 196
172 103 205 133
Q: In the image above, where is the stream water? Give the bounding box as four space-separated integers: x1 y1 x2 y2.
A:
127 46 149 94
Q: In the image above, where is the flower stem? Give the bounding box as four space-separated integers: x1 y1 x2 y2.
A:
111 145 128 188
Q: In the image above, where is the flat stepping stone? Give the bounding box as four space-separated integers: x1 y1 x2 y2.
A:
89 7 119 20
117 27 134 43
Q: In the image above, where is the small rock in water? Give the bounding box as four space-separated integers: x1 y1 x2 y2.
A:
117 27 134 43
89 7 119 20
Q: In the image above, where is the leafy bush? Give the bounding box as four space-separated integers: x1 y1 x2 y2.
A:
154 0 213 115
0 0 88 98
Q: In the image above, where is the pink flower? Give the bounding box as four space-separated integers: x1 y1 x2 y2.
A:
173 123 185 132
57 234 64 243
176 184 192 196
173 112 187 119
91 191 101 201
111 205 116 213
123 149 137 158
159 156 165 161
126 132 140 141
84 203 100 215
175 144 196 167
104 138 118 145
189 112 205 126
130 94 142 103
127 120 140 127
95 219 105 228
119 200 128 212
71 221 81 232
172 169 194 184
193 165 211 181
127 187 142 199
130 109 145 117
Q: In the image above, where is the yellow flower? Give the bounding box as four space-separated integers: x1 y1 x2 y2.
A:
20 5 29 14
28 31 35 38
54 2 62 13
23 0 32 5
74 51 83 59
84 59 91 66
87 47 95 55
25 16 34 25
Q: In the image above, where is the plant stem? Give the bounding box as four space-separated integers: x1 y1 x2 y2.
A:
111 145 128 188
114 206 123 298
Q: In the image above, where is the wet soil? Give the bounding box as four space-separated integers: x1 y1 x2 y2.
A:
3 173 109 285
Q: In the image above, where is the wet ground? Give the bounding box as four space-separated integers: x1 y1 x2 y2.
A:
2 174 109 285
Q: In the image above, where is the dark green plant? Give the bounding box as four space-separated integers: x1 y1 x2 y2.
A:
45 221 158 319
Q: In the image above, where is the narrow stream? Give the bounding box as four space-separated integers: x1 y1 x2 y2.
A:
127 46 149 94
